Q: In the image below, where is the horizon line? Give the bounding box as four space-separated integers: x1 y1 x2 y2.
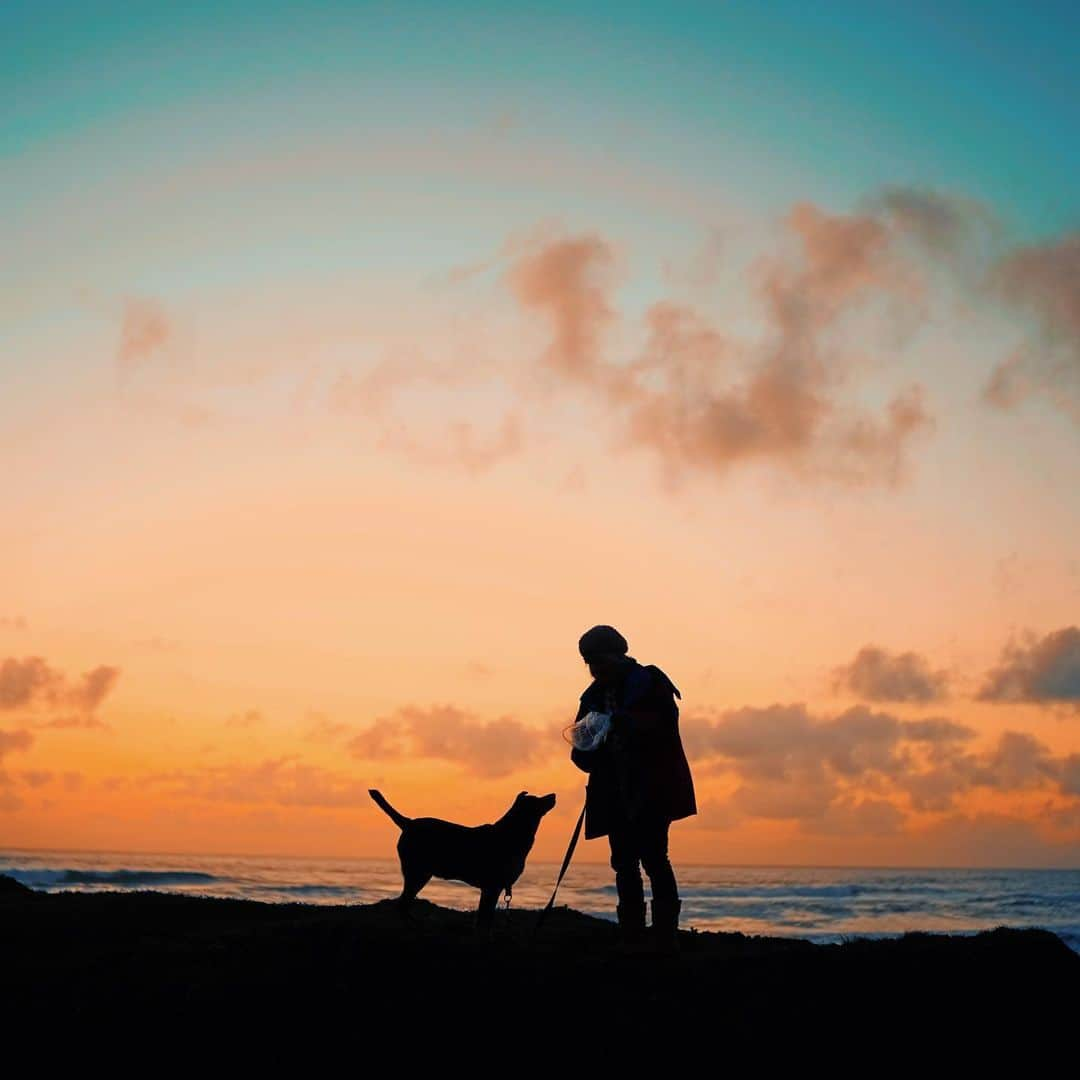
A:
1 844 1078 873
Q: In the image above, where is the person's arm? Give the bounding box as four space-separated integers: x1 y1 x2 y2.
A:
569 699 599 773
570 745 596 773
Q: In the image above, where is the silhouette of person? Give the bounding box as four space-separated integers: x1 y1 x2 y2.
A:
569 625 696 949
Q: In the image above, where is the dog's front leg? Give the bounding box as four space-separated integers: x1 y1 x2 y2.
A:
474 886 501 942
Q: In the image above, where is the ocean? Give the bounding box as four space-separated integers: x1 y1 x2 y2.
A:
4 849 1079 953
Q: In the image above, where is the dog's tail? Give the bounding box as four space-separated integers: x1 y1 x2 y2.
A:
369 789 411 830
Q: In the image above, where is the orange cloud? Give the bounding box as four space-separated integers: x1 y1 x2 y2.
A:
0 656 120 726
994 233 1080 344
503 202 935 490
776 200 906 323
680 702 1079 828
832 645 952 703
976 626 1080 708
348 703 557 778
509 235 616 382
985 232 1080 421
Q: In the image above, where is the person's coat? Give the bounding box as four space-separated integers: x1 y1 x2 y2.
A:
569 658 697 840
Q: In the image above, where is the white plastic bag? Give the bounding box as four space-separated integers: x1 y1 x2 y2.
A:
564 710 612 752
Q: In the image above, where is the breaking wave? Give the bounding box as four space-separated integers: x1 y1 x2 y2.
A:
1 867 218 888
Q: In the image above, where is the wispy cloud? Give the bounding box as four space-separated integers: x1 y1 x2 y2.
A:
374 410 525 474
117 297 170 378
0 728 34 760
509 234 616 382
225 709 264 729
300 711 351 743
140 758 373 808
505 201 935 490
984 233 1080 421
0 656 120 727
348 703 557 778
869 186 998 259
100 189 1078 488
0 728 34 813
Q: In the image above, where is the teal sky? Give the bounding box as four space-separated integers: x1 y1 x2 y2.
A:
4 1 1078 239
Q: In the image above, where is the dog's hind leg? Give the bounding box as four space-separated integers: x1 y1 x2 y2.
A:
397 867 432 926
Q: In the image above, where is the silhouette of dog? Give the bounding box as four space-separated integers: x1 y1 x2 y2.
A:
369 789 556 935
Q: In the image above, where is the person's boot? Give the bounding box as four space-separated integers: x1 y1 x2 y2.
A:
613 865 647 950
650 897 682 954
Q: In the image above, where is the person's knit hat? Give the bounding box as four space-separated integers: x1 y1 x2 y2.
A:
578 625 628 662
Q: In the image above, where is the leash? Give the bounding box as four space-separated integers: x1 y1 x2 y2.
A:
532 797 586 938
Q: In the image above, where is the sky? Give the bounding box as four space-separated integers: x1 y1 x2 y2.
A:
2 1 1079 867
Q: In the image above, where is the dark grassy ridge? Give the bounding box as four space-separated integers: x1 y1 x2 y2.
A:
3 874 1076 1042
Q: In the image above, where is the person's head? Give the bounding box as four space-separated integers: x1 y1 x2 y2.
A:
578 624 631 684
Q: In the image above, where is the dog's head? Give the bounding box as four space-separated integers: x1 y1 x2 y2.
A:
512 790 557 820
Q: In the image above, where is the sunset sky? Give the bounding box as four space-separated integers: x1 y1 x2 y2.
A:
3 1 1079 867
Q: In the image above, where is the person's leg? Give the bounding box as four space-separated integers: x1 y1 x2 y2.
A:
608 820 646 942
639 817 677 907
639 817 681 950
